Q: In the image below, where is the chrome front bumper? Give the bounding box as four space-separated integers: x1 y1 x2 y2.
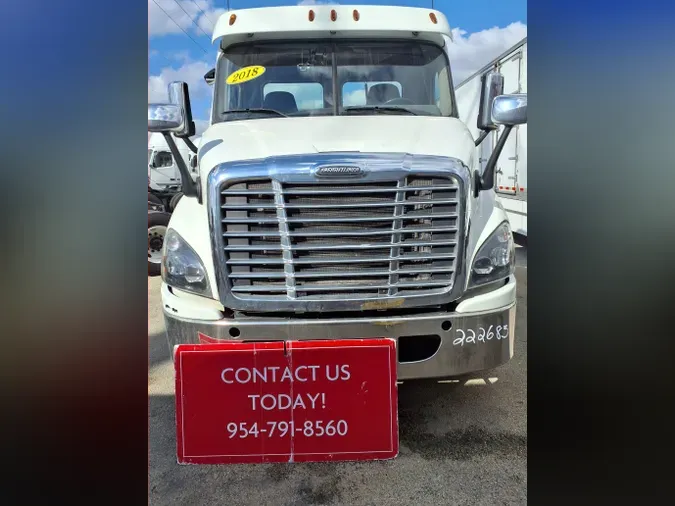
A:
163 303 516 380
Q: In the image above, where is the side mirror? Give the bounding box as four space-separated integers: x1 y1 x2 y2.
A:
148 81 195 137
148 104 183 132
147 82 199 200
204 69 215 86
477 71 504 131
491 94 527 126
474 92 528 196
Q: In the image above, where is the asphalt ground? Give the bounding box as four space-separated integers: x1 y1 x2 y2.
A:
149 244 527 505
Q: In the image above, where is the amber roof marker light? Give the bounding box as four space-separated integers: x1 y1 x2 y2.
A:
229 14 236 26
330 9 337 21
353 9 360 21
429 12 438 24
308 9 315 22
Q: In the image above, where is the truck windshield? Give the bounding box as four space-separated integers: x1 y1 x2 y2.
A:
215 40 455 122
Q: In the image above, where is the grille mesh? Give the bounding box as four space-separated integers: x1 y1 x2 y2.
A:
220 176 460 300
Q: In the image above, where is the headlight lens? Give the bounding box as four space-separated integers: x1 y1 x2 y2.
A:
469 221 515 287
161 229 211 297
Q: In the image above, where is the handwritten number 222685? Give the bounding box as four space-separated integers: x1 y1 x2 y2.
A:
453 325 509 346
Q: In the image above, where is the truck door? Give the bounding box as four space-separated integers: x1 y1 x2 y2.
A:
494 50 522 195
150 150 181 187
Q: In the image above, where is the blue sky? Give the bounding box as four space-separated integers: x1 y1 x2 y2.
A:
148 0 527 132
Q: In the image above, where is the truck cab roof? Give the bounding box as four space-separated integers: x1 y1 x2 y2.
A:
212 5 452 49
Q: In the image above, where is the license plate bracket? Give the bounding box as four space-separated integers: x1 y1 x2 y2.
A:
174 338 398 464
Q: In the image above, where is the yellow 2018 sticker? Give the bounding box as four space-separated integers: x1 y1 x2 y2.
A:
226 65 266 85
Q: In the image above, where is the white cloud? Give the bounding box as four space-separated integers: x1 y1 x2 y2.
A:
171 50 191 62
197 7 226 35
148 59 212 103
448 22 527 84
343 88 365 107
148 0 222 38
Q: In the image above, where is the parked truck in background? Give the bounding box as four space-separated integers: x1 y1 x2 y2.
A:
147 133 202 275
148 5 527 381
455 38 527 237
148 132 201 210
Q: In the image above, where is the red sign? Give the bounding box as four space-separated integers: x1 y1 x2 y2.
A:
174 338 398 464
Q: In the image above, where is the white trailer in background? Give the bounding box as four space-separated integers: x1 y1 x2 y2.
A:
455 38 527 236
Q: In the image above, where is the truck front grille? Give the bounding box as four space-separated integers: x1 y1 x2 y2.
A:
219 176 461 301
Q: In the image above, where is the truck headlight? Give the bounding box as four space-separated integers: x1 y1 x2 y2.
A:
469 221 515 287
161 229 211 297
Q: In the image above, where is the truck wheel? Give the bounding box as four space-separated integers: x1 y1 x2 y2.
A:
148 192 162 205
148 192 165 212
148 212 171 277
169 192 183 211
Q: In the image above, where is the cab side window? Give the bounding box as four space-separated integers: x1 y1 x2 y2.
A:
153 151 173 168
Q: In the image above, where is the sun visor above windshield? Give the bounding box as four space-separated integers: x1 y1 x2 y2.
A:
212 5 452 48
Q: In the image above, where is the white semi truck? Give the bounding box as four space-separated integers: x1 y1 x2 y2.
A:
148 5 527 381
455 38 527 236
148 132 200 194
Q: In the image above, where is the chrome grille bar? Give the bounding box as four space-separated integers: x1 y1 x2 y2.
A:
223 226 458 238
222 213 458 224
231 281 452 293
388 178 406 296
223 240 457 251
221 199 458 209
220 185 458 195
272 180 296 299
226 253 457 265
229 267 455 279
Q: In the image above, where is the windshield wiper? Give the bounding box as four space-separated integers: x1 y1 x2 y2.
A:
222 108 288 118
342 106 418 116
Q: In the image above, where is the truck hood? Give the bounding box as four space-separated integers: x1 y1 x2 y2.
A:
198 116 476 174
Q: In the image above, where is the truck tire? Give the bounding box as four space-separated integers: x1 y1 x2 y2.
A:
148 192 165 212
169 192 183 212
148 192 162 205
148 211 171 277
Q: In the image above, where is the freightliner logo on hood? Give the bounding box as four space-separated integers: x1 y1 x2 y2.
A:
314 165 365 177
